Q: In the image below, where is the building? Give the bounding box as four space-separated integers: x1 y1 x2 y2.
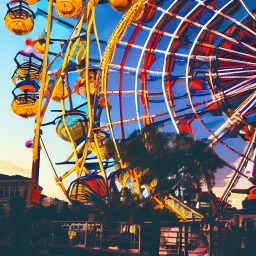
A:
0 174 30 215
0 174 68 215
41 196 68 212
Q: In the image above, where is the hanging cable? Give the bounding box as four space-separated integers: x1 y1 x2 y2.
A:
40 136 58 178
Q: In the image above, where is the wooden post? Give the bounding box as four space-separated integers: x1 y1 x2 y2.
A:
209 223 213 256
184 224 188 256
178 225 183 255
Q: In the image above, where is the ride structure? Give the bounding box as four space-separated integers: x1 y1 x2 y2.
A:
4 0 256 220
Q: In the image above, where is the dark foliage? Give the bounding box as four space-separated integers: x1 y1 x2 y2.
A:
106 127 225 202
104 187 178 223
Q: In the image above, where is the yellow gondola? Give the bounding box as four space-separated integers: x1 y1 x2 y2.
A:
4 1 35 35
90 132 110 159
14 47 44 81
33 40 46 54
109 0 138 12
51 79 69 102
11 98 38 118
55 0 83 19
25 0 39 5
74 68 99 97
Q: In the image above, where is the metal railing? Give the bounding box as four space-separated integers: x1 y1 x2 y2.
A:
3 216 256 255
50 221 141 253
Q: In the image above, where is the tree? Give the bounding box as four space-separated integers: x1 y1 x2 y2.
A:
106 127 225 205
104 187 177 223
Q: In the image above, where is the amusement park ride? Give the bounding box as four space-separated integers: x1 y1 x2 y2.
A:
3 0 256 221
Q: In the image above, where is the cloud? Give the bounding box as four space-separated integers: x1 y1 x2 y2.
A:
0 160 30 177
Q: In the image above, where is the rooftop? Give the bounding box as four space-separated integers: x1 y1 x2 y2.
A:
0 173 30 181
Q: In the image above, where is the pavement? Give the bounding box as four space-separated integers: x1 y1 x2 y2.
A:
1 247 140 256
0 246 57 256
38 251 62 256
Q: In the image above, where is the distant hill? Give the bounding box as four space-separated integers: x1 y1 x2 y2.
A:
0 160 30 177
0 173 30 181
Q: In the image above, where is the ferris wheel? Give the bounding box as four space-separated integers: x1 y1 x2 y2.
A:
4 0 256 218
101 0 256 208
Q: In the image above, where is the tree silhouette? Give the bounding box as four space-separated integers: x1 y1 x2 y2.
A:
106 127 225 205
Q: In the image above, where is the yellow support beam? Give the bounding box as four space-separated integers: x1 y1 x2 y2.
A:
101 0 145 169
27 0 54 206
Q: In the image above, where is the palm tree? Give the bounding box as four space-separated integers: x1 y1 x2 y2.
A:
106 127 225 206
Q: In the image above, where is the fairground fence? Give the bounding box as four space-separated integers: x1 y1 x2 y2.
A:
0 216 255 255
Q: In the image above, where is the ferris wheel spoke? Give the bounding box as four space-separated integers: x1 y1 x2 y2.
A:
130 21 256 62
182 0 256 162
118 26 256 75
155 0 256 57
131 22 175 38
193 28 256 60
208 92 256 143
239 0 256 20
187 85 255 118
119 39 256 67
214 69 256 77
216 57 256 68
202 34 256 56
207 69 256 80
109 63 166 76
131 0 183 131
223 81 256 97
193 44 256 64
218 67 251 73
118 23 143 139
201 0 256 40
93 111 169 131
208 75 255 93
188 5 256 59
107 90 164 98
174 108 255 163
139 1 189 126
217 46 256 61
161 2 207 133
217 129 256 209
177 87 256 160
